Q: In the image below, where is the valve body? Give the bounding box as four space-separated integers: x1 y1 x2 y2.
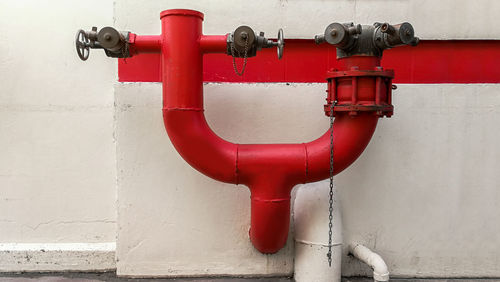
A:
325 57 394 118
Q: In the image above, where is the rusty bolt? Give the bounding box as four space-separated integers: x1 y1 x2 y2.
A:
240 32 248 40
381 23 389 32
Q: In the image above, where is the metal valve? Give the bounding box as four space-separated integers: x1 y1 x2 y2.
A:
75 26 131 61
314 22 362 49
315 21 419 58
376 22 420 48
227 26 285 60
274 29 285 59
75 29 91 61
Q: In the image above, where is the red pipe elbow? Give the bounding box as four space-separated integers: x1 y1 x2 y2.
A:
151 9 382 254
163 110 238 184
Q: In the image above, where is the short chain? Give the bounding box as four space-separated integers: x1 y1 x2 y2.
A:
230 35 249 76
327 100 336 267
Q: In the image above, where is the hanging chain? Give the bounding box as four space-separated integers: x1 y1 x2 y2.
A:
327 100 336 267
230 35 249 76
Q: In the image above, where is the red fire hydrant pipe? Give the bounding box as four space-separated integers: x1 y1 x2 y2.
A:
134 9 379 253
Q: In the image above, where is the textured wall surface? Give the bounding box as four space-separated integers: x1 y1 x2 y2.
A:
114 0 500 39
0 0 116 256
115 83 327 276
339 84 500 277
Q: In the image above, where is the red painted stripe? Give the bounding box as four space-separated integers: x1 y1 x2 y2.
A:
118 40 500 83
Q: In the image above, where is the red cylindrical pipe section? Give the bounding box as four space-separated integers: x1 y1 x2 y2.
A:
157 9 381 253
337 56 381 70
250 180 292 253
250 198 290 253
161 9 204 110
128 34 162 55
200 35 228 53
305 114 378 183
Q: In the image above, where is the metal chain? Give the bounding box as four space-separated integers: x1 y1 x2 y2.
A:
230 35 249 76
327 100 336 267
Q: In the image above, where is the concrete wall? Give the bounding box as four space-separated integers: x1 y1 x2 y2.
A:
115 83 325 276
114 0 500 39
0 0 116 271
339 84 500 277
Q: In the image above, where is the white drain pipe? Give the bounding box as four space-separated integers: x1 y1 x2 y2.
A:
293 181 342 282
349 244 390 281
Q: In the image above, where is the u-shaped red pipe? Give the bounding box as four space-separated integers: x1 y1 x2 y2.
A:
131 9 379 253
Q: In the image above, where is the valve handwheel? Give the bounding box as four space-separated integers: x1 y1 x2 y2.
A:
75 29 90 61
276 28 284 59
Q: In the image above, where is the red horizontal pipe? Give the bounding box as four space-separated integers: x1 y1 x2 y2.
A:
119 40 500 83
200 35 228 53
128 34 162 55
158 9 379 253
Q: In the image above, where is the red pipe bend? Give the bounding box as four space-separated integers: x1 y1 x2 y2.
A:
163 110 378 253
163 110 377 185
157 9 379 253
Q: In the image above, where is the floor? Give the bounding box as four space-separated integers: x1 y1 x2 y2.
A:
0 273 499 282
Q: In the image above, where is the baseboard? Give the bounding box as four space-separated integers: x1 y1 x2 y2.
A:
0 243 116 272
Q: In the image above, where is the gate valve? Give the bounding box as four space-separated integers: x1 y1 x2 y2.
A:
75 26 131 61
227 26 285 59
314 22 362 50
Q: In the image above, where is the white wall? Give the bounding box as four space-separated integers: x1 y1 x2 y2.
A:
115 83 325 276
339 84 500 277
0 0 116 271
114 0 500 39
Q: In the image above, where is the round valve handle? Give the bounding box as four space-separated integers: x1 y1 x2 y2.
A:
75 29 90 61
276 28 284 60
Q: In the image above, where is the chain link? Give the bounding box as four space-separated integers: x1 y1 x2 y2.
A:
230 35 249 76
327 100 336 267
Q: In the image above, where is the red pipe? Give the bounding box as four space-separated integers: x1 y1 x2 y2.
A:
200 35 228 53
134 9 381 253
128 34 162 55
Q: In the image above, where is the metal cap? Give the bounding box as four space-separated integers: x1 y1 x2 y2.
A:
97 27 124 51
233 25 256 53
397 22 415 44
324 23 348 47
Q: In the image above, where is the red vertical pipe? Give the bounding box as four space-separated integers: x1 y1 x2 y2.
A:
161 10 238 184
161 9 204 110
352 77 358 104
375 77 382 105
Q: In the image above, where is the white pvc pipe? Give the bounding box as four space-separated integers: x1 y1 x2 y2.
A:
293 181 342 282
350 244 390 282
